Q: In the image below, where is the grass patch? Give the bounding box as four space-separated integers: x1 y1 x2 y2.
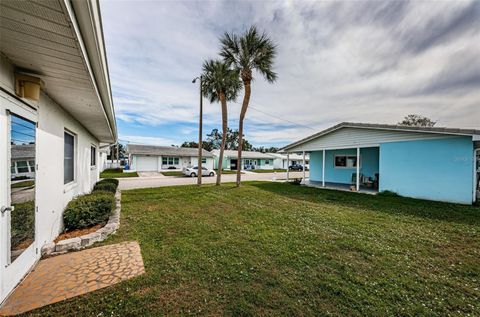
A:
11 180 34 188
215 169 239 174
100 168 138 178
27 182 480 316
250 169 287 173
160 171 185 177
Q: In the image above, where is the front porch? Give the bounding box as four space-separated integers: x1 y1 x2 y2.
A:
305 180 378 194
285 146 380 193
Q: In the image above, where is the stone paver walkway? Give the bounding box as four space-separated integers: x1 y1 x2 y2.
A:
0 241 145 316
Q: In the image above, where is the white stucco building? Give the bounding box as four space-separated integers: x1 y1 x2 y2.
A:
212 150 276 170
0 0 116 304
270 153 310 169
127 144 215 172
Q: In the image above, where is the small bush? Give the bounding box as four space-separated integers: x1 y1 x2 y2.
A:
291 178 302 185
378 190 400 197
98 178 119 188
93 181 117 193
63 192 115 230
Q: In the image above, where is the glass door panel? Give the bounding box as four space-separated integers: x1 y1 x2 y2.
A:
9 114 36 263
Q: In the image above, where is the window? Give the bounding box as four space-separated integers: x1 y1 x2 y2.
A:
16 161 29 173
202 158 206 164
163 157 179 165
334 155 358 168
265 159 270 165
64 131 75 184
90 146 96 166
28 160 35 172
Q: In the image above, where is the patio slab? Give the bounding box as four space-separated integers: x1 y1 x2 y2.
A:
0 241 144 316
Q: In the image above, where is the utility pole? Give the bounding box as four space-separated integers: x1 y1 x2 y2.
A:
193 75 203 185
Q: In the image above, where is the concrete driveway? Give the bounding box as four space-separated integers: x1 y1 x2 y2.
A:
119 171 308 190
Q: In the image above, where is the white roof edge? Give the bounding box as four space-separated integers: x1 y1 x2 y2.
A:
281 122 480 151
63 0 117 143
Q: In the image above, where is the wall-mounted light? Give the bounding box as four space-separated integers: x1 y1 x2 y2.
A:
15 73 43 101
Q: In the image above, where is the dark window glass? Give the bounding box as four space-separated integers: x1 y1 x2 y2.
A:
64 132 74 184
90 146 96 166
335 156 346 167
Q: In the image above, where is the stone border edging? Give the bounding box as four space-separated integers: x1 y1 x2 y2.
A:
41 190 121 257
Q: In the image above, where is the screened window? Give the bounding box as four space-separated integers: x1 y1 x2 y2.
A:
16 161 29 173
334 155 358 168
90 146 96 166
64 131 75 184
162 157 179 165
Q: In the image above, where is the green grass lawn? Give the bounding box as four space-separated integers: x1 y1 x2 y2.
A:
27 182 480 316
215 169 240 174
160 171 185 177
250 169 287 173
11 180 34 188
100 168 138 178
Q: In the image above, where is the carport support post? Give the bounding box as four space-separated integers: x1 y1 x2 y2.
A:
302 151 306 184
322 149 325 187
356 147 360 191
286 153 290 181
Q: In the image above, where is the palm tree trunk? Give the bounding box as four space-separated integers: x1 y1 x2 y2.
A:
236 80 251 187
216 92 228 186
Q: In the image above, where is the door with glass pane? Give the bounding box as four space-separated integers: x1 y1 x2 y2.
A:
1 94 37 300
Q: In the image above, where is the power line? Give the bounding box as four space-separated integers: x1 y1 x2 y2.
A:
232 101 317 131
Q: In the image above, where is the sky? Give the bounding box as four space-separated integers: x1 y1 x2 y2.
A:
100 0 480 148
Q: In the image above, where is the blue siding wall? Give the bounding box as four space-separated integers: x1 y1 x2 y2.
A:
309 147 379 184
379 137 473 204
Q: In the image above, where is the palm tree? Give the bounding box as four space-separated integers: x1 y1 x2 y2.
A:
220 26 277 187
201 59 242 185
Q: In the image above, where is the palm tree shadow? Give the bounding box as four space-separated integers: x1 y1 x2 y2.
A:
249 182 480 226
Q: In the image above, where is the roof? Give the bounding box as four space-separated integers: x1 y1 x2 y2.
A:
0 0 116 143
281 122 480 151
12 144 35 160
127 144 214 157
212 150 276 159
269 153 309 160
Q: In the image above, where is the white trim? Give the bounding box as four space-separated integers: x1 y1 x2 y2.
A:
322 149 325 187
474 149 479 203
302 151 306 183
286 153 289 181
356 147 360 191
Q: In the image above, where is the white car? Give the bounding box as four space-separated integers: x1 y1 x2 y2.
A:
182 166 216 177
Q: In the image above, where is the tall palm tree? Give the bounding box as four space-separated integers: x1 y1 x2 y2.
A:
220 26 277 187
201 59 242 185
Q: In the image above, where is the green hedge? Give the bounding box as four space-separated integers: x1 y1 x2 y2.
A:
63 191 115 230
98 178 119 187
93 181 117 193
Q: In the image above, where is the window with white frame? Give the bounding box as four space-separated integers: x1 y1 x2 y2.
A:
64 131 75 184
162 157 179 165
90 145 96 166
334 155 358 168
202 158 207 164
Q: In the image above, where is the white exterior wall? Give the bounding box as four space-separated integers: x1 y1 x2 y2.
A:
0 55 100 302
131 155 214 171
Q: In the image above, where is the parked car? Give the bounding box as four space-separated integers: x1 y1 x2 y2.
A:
182 166 216 177
289 164 307 171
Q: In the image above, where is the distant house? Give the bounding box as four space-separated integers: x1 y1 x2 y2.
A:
127 145 214 171
0 0 116 304
270 153 309 169
281 122 480 204
212 150 275 170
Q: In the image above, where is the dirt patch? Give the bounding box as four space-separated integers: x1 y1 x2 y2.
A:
54 224 103 243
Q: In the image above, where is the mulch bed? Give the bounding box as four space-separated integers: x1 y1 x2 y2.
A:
54 224 103 243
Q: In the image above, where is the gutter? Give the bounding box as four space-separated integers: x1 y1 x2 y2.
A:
62 0 117 143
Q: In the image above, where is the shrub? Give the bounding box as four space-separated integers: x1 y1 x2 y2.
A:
291 178 302 185
98 178 119 188
93 181 117 193
378 190 400 197
63 192 115 230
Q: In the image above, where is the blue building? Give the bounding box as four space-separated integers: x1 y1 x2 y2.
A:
281 123 480 204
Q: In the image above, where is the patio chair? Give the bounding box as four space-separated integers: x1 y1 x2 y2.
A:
351 173 363 185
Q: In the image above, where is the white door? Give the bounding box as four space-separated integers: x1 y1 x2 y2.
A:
0 92 38 303
136 156 158 171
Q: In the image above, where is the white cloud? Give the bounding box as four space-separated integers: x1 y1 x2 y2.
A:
101 0 480 147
